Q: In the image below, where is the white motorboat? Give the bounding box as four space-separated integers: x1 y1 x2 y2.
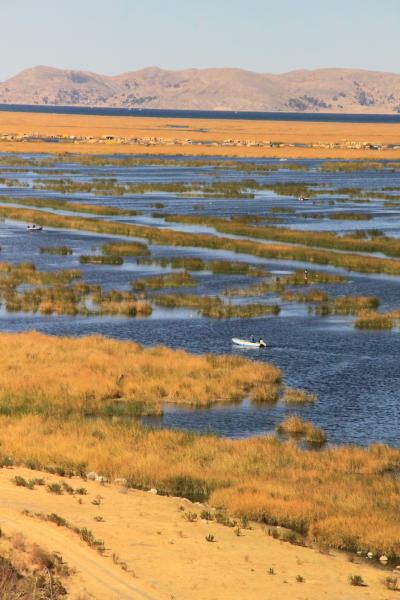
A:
232 337 266 348
298 196 310 201
26 224 43 231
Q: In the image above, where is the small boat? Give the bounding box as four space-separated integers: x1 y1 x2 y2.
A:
232 337 266 348
26 224 43 231
298 196 310 201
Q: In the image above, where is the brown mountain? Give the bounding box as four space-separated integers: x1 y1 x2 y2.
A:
1 65 400 113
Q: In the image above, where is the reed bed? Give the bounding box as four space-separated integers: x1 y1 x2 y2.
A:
283 270 346 285
304 212 371 220
0 261 152 318
102 242 150 256
1 205 400 275
281 388 317 404
314 296 379 316
319 161 400 172
137 256 267 276
132 271 196 290
4 282 97 316
280 289 329 303
165 214 400 259
201 302 280 319
224 281 276 297
0 332 281 416
276 416 326 445
28 175 318 200
32 178 257 198
0 195 141 217
91 288 152 318
153 293 221 311
39 246 72 255
153 293 279 319
97 298 152 318
353 309 400 330
224 270 345 298
4 281 152 319
0 154 307 171
79 255 123 265
0 261 80 289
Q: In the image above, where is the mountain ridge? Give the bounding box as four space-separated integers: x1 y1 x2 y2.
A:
1 65 400 113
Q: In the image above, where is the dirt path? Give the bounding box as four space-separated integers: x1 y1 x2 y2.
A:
0 507 162 600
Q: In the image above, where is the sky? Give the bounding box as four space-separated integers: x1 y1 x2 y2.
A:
0 0 399 80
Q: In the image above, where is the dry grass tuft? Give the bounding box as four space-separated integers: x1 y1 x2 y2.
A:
281 388 317 405
354 310 400 329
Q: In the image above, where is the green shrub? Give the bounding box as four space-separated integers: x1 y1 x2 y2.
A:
349 575 365 586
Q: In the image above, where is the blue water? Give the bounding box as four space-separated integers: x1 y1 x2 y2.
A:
1 103 400 124
1 154 400 446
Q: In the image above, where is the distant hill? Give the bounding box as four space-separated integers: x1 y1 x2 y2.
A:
1 65 400 113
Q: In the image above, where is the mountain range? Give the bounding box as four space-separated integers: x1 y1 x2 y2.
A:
1 65 400 113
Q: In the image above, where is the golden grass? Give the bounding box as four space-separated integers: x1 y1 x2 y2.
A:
0 332 280 416
280 289 329 303
353 309 400 329
315 296 379 316
1 111 400 158
0 194 140 217
0 261 80 289
276 416 326 445
281 388 317 404
102 242 150 256
276 415 311 435
152 293 280 319
132 271 196 290
201 302 280 319
97 298 152 318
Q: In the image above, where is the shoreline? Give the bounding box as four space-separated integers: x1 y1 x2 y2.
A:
1 110 400 158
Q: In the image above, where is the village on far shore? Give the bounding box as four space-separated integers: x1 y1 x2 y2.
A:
0 130 398 151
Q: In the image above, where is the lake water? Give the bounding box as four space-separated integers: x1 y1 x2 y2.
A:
1 103 400 123
0 155 399 446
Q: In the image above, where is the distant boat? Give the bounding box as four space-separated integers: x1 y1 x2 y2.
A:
232 337 266 348
26 224 43 231
298 196 310 201
279 158 288 162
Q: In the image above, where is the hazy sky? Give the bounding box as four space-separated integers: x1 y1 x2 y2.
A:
1 0 399 80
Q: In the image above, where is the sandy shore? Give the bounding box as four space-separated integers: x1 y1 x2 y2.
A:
1 110 400 158
0 467 393 600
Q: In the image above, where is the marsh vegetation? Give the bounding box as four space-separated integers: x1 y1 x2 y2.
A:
1 205 399 275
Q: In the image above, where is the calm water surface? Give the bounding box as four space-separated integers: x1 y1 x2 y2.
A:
0 155 399 446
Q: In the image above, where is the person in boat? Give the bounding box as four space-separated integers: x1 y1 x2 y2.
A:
251 335 255 343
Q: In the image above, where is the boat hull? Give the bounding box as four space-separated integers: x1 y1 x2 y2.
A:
232 337 266 348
